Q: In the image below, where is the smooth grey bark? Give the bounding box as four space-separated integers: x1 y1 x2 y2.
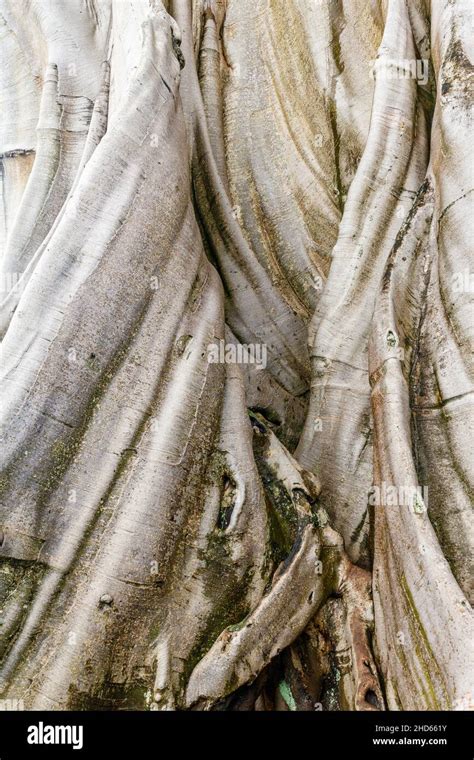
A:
0 0 472 711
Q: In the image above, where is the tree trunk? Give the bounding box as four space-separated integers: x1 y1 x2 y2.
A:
0 0 472 711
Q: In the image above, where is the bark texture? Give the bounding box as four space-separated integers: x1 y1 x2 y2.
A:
0 0 472 711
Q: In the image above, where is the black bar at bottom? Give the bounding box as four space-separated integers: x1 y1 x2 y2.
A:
0 709 470 758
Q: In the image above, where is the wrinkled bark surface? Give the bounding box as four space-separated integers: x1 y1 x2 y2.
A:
0 0 472 711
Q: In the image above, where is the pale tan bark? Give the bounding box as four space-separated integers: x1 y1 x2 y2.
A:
0 0 472 711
